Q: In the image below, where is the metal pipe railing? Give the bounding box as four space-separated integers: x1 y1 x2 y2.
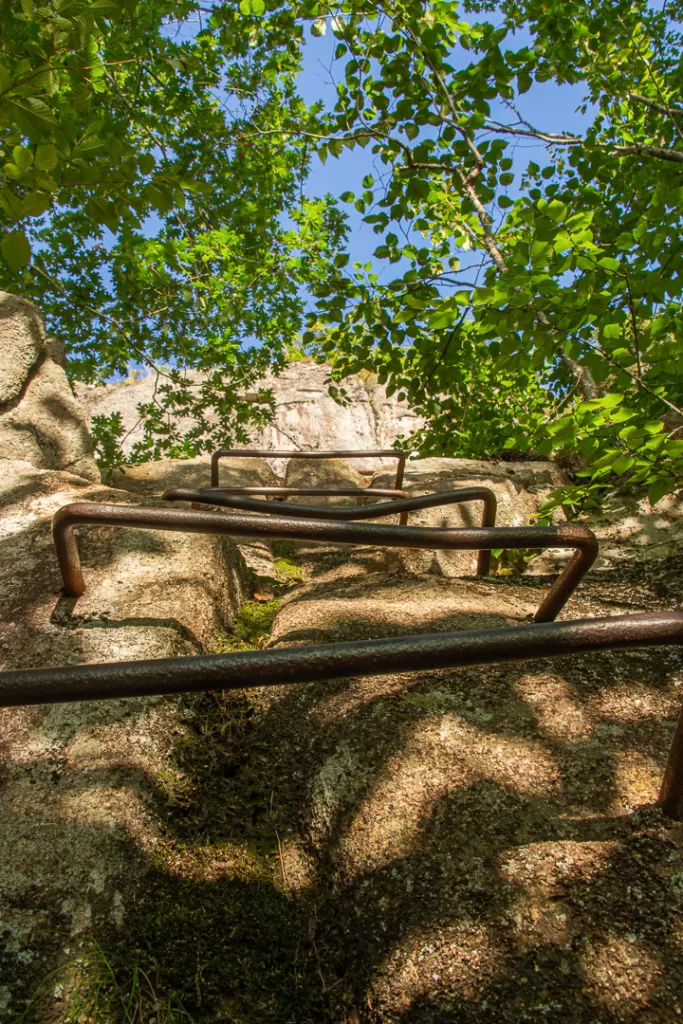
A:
200 487 410 498
51 503 597 622
185 484 412 525
2 611 683 816
210 448 407 489
162 487 498 574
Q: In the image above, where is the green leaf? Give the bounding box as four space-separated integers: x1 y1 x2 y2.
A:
546 200 567 222
138 153 156 174
1 229 31 271
239 0 251 13
34 143 58 171
648 476 675 506
12 146 33 173
90 0 121 12
612 454 634 475
21 190 51 217
9 97 58 133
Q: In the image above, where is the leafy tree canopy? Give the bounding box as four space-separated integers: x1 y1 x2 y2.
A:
2 0 682 512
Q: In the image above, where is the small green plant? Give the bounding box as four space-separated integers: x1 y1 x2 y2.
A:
91 412 128 479
284 338 310 363
21 939 194 1024
490 546 543 576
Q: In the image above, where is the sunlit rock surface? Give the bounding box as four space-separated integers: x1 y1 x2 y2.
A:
0 292 99 482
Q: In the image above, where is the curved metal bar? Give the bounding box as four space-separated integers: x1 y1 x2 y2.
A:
204 486 410 498
51 503 596 622
193 485 411 525
162 486 498 576
210 448 407 489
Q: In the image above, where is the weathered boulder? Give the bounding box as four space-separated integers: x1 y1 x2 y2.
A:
284 455 370 506
270 568 536 648
109 455 281 591
0 292 99 482
0 291 44 404
224 539 683 1023
110 454 278 495
0 461 247 1019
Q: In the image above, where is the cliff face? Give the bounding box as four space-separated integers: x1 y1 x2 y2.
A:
75 360 425 465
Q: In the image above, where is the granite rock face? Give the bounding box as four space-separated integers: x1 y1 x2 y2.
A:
0 291 99 482
109 455 280 585
0 291 45 404
75 360 425 464
0 461 248 1019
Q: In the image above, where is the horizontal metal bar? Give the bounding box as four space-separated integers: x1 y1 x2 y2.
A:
210 448 407 489
192 485 410 525
2 613 681 708
163 486 498 574
51 503 597 622
3 612 683 817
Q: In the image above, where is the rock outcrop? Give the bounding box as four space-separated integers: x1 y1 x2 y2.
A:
0 304 274 1020
3 289 683 1022
75 360 425 460
0 292 99 482
0 457 255 1019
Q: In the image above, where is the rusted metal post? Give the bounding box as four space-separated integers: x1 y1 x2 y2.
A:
51 503 595 621
659 707 683 818
163 486 497 572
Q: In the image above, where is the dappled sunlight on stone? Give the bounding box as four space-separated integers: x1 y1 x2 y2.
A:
335 714 559 878
582 933 663 1015
499 841 617 953
591 681 680 723
613 750 664 809
369 922 506 1018
516 672 594 741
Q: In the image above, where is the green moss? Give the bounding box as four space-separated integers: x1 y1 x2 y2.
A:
274 556 306 585
215 599 280 653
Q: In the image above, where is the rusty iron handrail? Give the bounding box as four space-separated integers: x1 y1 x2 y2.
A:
210 448 407 489
162 487 498 574
51 503 596 622
185 484 413 525
2 612 683 816
200 487 410 498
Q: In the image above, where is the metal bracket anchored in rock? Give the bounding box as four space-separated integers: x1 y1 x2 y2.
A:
162 486 498 574
51 502 596 621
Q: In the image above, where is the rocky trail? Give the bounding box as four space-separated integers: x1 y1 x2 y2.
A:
2 292 683 1022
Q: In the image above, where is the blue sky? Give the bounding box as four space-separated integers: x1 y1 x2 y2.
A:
295 22 594 267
